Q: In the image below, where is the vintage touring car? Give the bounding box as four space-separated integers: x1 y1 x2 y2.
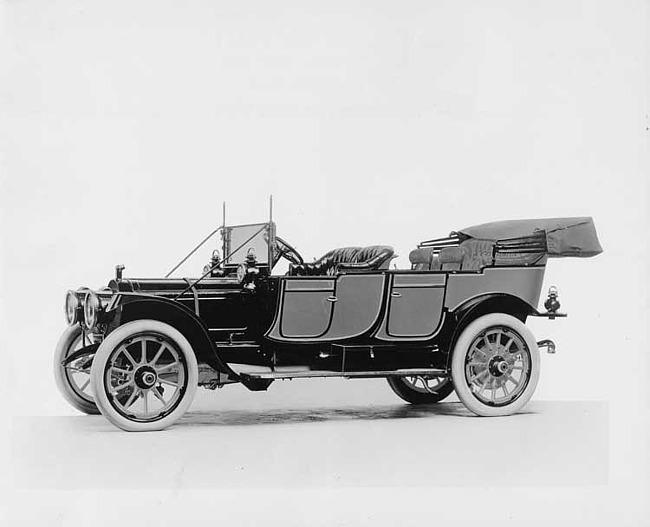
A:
54 205 602 431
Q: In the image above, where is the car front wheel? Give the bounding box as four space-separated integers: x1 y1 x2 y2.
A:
451 313 540 417
387 375 454 404
53 325 100 415
90 320 198 432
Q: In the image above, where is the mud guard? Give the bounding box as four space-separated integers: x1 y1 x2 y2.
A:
111 295 242 382
443 293 540 369
61 343 99 366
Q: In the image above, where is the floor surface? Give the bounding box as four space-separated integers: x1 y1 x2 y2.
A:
10 383 607 490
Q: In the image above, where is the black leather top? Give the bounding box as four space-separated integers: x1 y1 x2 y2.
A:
289 245 395 276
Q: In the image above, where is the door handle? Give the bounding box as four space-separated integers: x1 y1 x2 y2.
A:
326 296 338 302
391 291 402 298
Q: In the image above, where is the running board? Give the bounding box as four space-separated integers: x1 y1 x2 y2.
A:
241 368 448 381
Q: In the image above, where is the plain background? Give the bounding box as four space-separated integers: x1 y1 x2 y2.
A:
1 0 647 525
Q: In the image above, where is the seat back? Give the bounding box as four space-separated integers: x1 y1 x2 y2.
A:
408 247 443 271
439 247 463 270
409 248 433 270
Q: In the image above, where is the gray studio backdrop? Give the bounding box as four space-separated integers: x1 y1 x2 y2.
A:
1 1 647 526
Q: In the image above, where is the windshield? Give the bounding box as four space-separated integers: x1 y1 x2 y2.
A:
222 222 274 265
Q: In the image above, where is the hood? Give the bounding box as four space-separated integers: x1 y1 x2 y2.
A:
109 277 242 295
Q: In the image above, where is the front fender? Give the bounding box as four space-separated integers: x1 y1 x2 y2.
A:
108 294 240 379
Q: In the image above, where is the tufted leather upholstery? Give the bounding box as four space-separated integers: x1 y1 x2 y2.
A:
290 245 395 276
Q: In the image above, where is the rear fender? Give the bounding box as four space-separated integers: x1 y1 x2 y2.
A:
111 296 240 379
443 293 539 368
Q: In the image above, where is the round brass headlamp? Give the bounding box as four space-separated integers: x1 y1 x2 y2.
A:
64 291 80 325
83 290 102 329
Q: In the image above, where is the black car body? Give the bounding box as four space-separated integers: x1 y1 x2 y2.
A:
55 208 602 431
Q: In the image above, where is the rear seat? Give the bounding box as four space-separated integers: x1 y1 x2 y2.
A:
409 246 465 270
409 240 494 271
410 238 547 271
408 248 437 270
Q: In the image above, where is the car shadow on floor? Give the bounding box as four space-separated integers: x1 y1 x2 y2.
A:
178 402 537 428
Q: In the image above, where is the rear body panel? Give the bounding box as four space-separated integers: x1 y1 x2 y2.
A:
445 267 545 311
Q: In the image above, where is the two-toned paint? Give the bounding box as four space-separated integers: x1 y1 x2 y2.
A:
373 273 447 341
91 263 550 388
266 267 543 346
444 267 545 312
266 274 386 342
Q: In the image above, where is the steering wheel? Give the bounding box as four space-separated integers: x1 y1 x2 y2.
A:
274 236 304 265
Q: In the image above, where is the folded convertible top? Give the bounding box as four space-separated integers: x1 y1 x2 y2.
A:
457 217 603 258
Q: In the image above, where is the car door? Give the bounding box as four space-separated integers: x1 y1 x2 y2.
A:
273 278 336 339
373 273 446 341
266 273 386 342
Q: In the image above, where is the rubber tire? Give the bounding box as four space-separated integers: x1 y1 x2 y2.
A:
90 320 198 432
54 325 100 415
451 313 540 417
387 376 454 404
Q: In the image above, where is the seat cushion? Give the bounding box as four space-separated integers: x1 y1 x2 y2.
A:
291 245 395 276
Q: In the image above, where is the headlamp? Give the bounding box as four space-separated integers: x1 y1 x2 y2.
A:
64 291 80 325
84 290 102 329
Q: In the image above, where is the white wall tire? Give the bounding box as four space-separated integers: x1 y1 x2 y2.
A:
90 320 198 432
451 313 540 417
53 325 100 415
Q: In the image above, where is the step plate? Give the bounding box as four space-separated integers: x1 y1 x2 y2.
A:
242 368 447 381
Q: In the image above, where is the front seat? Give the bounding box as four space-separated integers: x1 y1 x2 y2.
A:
290 245 395 276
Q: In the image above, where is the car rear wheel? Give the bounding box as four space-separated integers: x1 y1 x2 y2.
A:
387 375 454 404
90 320 198 432
451 313 540 417
53 325 100 415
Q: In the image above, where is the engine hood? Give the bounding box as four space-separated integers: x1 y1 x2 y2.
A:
109 277 243 296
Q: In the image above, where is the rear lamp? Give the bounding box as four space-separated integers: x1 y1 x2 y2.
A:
544 286 560 314
64 291 80 325
84 290 102 329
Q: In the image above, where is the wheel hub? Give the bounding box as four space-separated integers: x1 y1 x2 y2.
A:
134 365 158 389
488 356 510 377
